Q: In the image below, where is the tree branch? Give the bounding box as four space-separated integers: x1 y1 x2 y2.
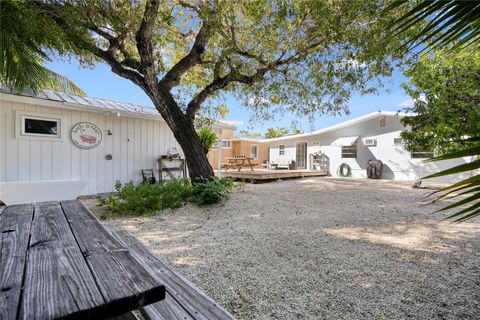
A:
159 23 210 90
136 0 160 82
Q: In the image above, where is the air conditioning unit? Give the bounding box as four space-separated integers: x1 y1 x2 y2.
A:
363 138 377 146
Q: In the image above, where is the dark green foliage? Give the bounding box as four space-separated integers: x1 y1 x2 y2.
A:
191 177 234 206
98 177 234 216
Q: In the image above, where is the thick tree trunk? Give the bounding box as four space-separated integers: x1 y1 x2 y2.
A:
148 91 215 180
171 118 215 180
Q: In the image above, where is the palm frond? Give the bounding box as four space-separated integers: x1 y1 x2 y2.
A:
385 0 480 52
0 0 84 95
424 134 480 222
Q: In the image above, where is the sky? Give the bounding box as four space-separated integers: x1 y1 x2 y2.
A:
45 59 412 135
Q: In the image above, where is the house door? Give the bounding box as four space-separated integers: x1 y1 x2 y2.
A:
296 142 307 169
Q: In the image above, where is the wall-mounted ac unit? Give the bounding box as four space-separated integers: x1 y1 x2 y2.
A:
363 138 377 146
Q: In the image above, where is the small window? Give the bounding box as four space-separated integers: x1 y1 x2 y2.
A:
212 140 219 148
342 143 357 158
279 144 285 156
251 145 258 160
393 137 404 145
411 150 434 159
21 115 61 138
222 139 231 149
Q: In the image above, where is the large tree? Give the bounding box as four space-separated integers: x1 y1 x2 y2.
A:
38 0 411 179
400 49 480 153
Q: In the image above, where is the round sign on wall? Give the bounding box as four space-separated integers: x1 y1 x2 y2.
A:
71 122 103 149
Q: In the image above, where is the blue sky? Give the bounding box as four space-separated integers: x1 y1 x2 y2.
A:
45 60 411 135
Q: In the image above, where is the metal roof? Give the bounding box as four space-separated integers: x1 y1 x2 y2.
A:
0 88 161 117
0 88 238 129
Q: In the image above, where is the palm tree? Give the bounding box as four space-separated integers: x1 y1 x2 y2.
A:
0 1 83 95
387 0 480 221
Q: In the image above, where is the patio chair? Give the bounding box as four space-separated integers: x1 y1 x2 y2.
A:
141 169 156 184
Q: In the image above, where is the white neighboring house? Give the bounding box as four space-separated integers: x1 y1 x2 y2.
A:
264 111 473 183
0 89 227 205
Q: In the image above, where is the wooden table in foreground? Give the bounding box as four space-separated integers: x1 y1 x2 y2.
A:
0 200 166 320
224 157 255 172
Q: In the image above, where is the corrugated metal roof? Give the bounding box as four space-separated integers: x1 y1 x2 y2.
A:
0 88 161 117
1 88 238 129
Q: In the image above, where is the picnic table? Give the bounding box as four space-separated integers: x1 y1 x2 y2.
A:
0 201 166 320
223 156 255 172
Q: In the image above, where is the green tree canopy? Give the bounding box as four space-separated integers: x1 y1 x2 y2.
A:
0 1 83 94
38 0 414 178
400 49 480 153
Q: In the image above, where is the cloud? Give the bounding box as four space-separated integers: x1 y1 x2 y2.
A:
398 99 415 108
398 95 426 108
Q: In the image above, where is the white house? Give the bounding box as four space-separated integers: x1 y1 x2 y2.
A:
0 89 226 205
264 111 471 182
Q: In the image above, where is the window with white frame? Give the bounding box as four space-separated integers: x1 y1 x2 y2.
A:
341 143 357 158
279 144 285 156
393 137 404 145
222 139 231 149
251 144 258 159
18 112 62 139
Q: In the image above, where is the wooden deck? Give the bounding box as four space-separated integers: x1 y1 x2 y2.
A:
223 169 328 182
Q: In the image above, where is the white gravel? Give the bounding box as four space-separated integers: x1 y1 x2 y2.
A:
83 178 480 320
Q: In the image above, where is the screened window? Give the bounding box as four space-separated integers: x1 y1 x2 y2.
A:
411 150 434 159
251 145 258 159
222 139 231 148
341 143 357 158
410 142 434 158
22 116 60 137
279 144 285 156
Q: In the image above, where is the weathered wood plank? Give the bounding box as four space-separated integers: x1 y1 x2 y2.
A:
60 201 166 316
19 202 106 320
0 203 33 320
61 200 124 253
110 310 143 320
142 293 194 320
113 231 235 320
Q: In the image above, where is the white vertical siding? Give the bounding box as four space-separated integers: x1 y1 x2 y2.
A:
0 100 181 196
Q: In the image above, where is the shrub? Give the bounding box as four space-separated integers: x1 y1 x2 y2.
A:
191 177 234 206
98 177 234 216
99 179 193 216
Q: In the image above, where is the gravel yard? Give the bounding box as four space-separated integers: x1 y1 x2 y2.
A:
83 178 480 320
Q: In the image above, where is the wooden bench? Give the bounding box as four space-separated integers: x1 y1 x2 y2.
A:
112 230 235 320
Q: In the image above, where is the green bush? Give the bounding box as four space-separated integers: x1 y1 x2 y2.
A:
191 177 234 205
98 177 234 216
